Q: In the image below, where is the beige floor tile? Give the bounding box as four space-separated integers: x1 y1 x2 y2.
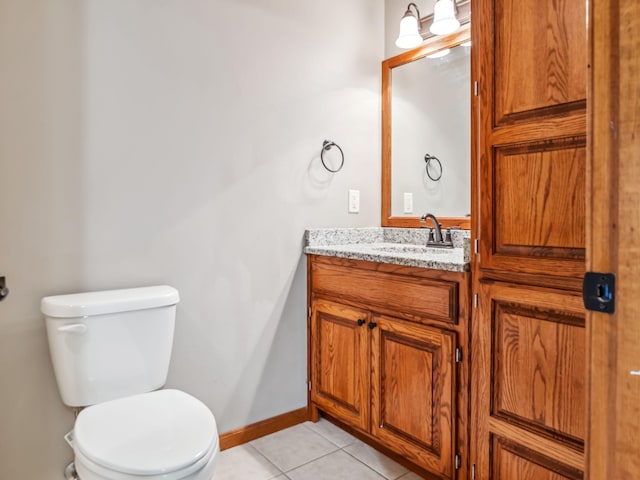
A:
250 423 339 472
213 444 282 480
287 450 387 480
303 418 357 448
344 440 409 479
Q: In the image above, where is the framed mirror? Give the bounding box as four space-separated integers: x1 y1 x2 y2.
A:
382 23 471 229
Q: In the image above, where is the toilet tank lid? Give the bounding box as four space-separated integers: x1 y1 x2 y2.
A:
41 285 179 318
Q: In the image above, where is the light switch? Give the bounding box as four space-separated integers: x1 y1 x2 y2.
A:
403 192 413 214
348 189 360 213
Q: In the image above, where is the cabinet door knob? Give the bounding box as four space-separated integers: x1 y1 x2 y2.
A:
368 321 378 330
357 319 366 326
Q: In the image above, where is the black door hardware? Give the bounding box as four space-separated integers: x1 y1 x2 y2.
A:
357 319 366 326
368 321 378 330
583 272 615 314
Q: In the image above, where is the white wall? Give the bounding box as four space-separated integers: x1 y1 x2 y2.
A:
0 0 383 478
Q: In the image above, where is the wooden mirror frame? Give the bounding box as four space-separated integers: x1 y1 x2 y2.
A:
381 23 471 229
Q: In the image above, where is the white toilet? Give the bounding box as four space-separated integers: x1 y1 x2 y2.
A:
42 285 219 480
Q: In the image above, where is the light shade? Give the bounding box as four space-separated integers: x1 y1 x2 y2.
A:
395 8 423 49
430 0 460 36
427 48 451 59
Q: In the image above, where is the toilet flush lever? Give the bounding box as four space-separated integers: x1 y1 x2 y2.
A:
57 324 87 334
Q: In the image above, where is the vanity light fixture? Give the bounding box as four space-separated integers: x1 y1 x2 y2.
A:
395 1 462 50
395 3 423 49
430 0 461 36
426 48 451 59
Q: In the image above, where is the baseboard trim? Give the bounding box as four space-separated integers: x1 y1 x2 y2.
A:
219 407 310 451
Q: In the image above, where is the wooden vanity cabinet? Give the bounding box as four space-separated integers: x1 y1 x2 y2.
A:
307 255 470 479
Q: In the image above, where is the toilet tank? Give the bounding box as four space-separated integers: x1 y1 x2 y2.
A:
42 286 180 407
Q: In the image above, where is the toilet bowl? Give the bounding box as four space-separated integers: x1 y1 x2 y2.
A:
68 389 218 480
41 286 219 480
71 390 218 480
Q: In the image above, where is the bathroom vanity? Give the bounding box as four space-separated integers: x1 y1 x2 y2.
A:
304 228 471 479
304 0 588 475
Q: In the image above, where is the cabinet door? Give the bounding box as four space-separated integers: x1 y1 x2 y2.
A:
310 299 370 431
370 315 456 479
474 0 587 278
472 282 585 479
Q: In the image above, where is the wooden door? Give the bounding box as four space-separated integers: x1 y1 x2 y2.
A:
587 0 640 476
472 282 586 479
471 0 588 477
310 299 370 431
370 314 456 479
474 0 587 279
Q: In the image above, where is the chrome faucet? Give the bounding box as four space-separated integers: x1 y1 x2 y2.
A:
420 213 453 247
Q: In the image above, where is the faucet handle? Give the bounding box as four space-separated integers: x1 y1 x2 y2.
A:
444 229 452 243
428 230 435 243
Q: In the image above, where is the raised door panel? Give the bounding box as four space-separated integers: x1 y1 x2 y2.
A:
472 282 585 480
371 315 456 478
493 298 586 446
310 299 370 431
493 0 587 124
480 135 586 277
491 436 583 480
494 139 586 256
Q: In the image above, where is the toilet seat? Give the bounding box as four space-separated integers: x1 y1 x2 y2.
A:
73 389 218 479
74 442 218 480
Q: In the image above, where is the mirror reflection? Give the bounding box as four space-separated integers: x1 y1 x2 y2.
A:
391 43 470 217
381 24 471 228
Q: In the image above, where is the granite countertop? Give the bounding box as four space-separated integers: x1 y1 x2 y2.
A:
304 227 471 272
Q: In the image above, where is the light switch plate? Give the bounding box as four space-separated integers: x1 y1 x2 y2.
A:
348 189 360 213
403 192 413 213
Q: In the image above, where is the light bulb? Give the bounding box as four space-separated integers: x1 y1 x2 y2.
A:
395 9 422 49
430 0 460 36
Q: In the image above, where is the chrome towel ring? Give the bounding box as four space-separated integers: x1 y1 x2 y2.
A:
321 140 344 173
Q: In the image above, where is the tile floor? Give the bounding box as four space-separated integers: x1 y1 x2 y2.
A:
213 418 425 480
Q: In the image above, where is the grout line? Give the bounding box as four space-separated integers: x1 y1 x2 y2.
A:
281 446 391 480
299 420 343 447
248 424 341 475
282 448 341 474
241 442 286 478
301 419 358 449
341 446 400 480
238 422 407 479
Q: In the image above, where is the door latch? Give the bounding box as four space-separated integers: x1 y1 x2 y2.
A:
583 272 615 314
